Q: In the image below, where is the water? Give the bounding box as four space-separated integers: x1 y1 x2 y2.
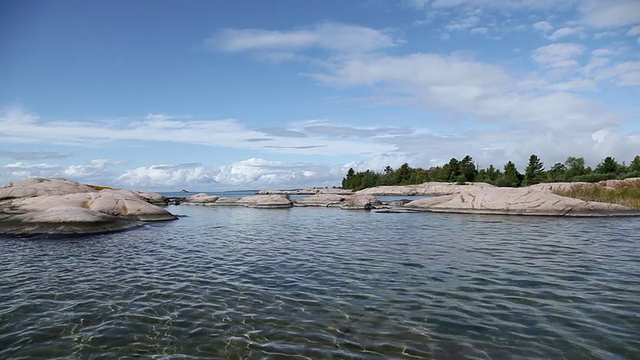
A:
1 205 639 359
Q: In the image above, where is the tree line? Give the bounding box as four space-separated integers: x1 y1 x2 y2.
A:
341 155 640 190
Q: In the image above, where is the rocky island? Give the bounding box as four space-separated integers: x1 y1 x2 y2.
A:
0 178 177 236
1 177 639 236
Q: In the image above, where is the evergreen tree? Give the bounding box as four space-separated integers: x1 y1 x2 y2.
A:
595 156 620 174
497 161 521 187
629 155 640 172
523 154 544 185
459 155 477 182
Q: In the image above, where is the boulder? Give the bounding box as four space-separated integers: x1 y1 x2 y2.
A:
405 187 640 216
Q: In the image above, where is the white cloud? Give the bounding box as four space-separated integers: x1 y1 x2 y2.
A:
403 0 430 9
533 21 553 32
116 163 217 189
470 27 488 35
579 0 640 27
595 61 640 86
444 16 480 31
114 158 345 190
531 43 585 68
207 22 398 55
627 25 640 36
0 159 125 185
311 53 510 111
546 27 582 41
64 159 125 178
430 0 569 10
0 108 397 158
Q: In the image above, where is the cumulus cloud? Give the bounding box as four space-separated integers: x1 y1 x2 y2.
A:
114 158 345 190
116 163 217 189
0 159 124 185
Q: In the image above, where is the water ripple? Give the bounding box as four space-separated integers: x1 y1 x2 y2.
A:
1 206 639 359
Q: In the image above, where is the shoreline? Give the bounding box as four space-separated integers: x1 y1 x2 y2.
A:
2 178 640 236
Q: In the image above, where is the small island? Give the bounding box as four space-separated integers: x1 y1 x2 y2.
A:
2 175 639 236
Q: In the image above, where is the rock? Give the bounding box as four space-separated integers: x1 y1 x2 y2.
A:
293 193 349 207
405 187 640 216
236 195 293 209
340 194 382 210
0 206 140 236
598 177 640 188
356 182 494 196
528 182 593 192
183 193 220 204
102 188 168 205
258 188 353 195
210 197 241 206
0 178 97 201
0 178 178 236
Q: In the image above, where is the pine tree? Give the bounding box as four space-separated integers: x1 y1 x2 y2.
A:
523 154 544 185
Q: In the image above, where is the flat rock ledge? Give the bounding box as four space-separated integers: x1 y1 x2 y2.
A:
181 192 381 210
405 187 640 217
0 178 177 236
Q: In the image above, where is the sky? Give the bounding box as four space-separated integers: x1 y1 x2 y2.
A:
1 0 639 191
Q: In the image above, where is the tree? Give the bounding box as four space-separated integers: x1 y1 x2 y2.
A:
523 154 544 185
342 168 357 189
595 156 620 174
629 155 640 173
546 162 566 182
393 163 412 185
441 158 460 182
497 161 521 187
459 155 477 182
564 156 587 180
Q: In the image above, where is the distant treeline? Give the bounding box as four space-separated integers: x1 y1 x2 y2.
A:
341 155 640 190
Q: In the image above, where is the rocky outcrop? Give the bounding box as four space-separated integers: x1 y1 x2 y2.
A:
405 187 640 216
183 193 220 204
340 194 382 210
0 178 177 236
0 178 97 201
293 193 349 207
258 188 353 195
355 182 494 196
180 193 292 208
236 195 293 209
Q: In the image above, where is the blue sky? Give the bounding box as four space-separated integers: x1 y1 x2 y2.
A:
1 0 639 191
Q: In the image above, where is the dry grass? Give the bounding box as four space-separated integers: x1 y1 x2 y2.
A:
87 184 115 191
554 179 640 209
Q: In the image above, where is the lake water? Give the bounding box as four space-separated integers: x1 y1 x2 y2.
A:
1 202 639 359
